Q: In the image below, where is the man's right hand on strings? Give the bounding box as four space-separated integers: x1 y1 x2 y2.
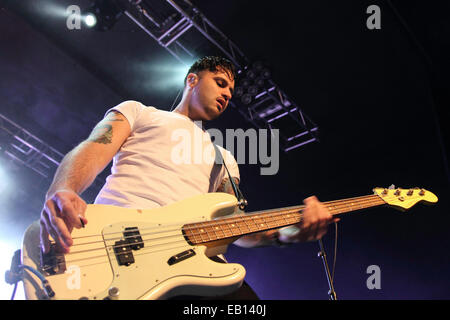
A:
40 189 88 254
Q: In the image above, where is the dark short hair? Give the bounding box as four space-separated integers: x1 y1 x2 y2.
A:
185 56 236 84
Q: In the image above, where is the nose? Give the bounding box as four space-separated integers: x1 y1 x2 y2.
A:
222 90 232 103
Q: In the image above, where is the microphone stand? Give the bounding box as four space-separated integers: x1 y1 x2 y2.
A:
317 239 337 300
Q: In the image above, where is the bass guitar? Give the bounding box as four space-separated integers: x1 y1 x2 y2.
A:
20 186 437 300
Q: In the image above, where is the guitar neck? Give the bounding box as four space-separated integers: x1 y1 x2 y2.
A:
183 194 386 245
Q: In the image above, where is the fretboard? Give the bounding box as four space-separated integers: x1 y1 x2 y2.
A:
182 194 386 245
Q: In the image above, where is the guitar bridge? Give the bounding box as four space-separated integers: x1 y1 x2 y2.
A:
40 243 66 275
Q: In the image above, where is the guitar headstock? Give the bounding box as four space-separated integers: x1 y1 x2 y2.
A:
373 186 438 211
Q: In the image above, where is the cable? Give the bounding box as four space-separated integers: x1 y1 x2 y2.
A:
18 265 55 299
19 265 46 283
331 222 338 283
169 87 183 111
10 283 18 300
317 220 339 300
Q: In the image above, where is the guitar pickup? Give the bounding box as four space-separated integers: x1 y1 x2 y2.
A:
112 227 143 266
123 227 144 250
167 249 196 266
114 240 134 266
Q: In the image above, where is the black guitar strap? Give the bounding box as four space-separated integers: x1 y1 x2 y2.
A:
212 142 248 210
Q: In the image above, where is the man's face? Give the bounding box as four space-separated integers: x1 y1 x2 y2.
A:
188 68 235 121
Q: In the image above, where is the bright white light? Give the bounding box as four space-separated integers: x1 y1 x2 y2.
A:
42 3 71 18
171 63 195 88
0 160 12 194
84 14 97 27
137 58 198 93
0 240 25 300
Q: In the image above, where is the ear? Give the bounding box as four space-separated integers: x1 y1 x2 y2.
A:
186 73 198 88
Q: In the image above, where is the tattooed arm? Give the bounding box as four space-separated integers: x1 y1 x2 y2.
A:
40 111 130 253
215 177 278 248
46 111 130 196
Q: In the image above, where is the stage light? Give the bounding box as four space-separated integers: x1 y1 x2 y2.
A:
248 85 258 96
255 77 265 87
246 70 256 79
261 68 271 79
252 61 264 72
234 86 244 98
241 93 252 105
241 78 251 88
84 0 124 31
233 62 272 106
84 13 97 27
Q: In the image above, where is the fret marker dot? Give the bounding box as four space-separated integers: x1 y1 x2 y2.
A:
200 229 204 232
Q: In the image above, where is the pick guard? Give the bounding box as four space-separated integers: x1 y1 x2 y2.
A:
21 193 246 300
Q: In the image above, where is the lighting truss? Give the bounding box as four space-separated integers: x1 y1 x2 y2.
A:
119 0 319 152
0 113 104 200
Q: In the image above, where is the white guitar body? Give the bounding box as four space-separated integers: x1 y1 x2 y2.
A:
21 193 246 300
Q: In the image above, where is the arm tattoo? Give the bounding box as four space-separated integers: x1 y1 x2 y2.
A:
217 177 239 194
88 124 113 144
87 112 123 144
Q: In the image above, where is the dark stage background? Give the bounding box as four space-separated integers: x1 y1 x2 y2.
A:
0 0 449 299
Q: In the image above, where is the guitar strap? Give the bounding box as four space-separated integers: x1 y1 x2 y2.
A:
212 142 248 210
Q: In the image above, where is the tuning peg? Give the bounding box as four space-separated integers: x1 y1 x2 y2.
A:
419 189 426 196
388 184 395 190
407 189 414 196
394 189 401 196
382 188 388 195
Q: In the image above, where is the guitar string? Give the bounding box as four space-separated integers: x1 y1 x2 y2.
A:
41 196 396 271
63 195 386 267
65 206 305 247
67 194 384 242
44 193 422 271
61 195 387 254
110 196 386 250
65 239 192 266
56 196 388 260
63 195 384 250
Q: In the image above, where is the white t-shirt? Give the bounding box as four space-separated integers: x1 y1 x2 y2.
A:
94 100 240 209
